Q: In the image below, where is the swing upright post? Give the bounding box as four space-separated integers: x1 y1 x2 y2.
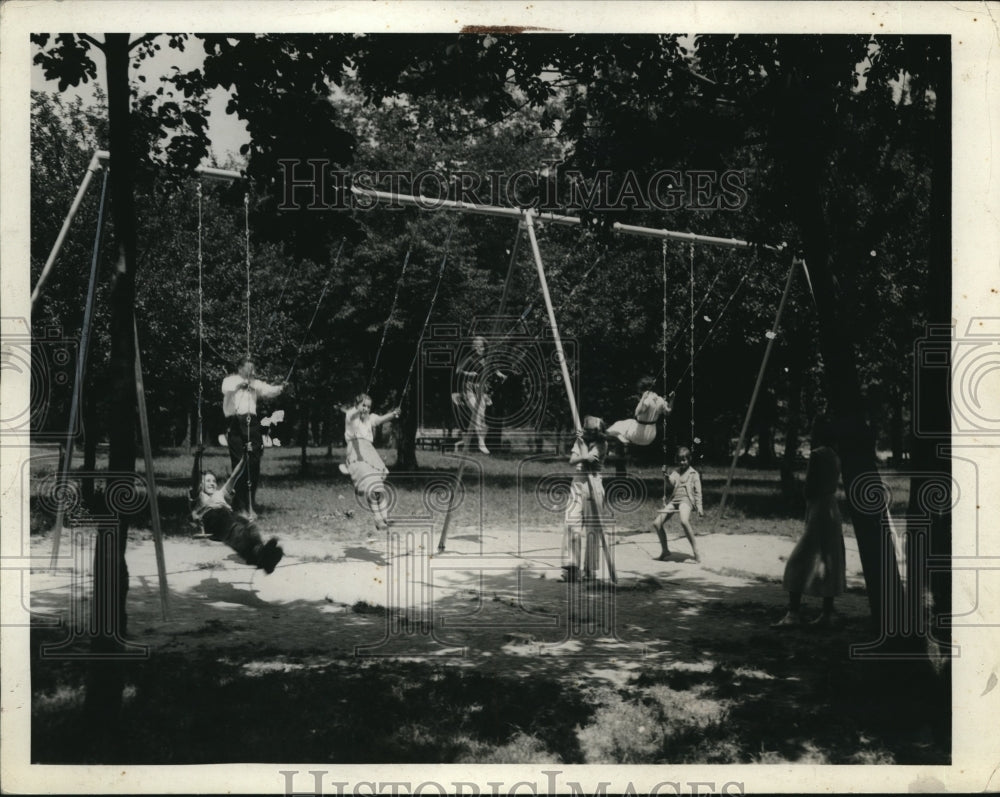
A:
134 320 171 618
49 166 109 570
717 256 802 519
523 210 617 583
348 187 790 554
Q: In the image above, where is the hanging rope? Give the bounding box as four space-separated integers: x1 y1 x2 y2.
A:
197 181 204 446
244 192 252 360
254 258 297 355
689 242 695 449
283 237 347 384
367 239 415 394
654 242 729 386
399 220 457 401
662 240 669 503
667 249 757 394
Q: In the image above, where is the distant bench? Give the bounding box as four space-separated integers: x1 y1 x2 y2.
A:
415 435 461 451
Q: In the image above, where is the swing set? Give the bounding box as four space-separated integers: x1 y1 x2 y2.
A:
350 184 809 582
31 149 809 607
31 152 353 615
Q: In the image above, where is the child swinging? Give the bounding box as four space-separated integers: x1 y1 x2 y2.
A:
605 376 674 447
338 393 400 538
190 447 284 574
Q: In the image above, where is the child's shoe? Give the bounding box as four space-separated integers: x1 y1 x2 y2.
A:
260 538 284 574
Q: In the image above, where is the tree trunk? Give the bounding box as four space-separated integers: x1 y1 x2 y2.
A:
81 387 99 506
299 400 309 472
756 389 776 468
889 393 904 466
324 399 335 457
396 385 419 470
776 50 902 626
780 365 804 501
906 37 951 745
84 33 137 731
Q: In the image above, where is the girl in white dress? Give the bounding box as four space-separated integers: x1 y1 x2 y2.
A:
340 393 400 537
605 377 674 447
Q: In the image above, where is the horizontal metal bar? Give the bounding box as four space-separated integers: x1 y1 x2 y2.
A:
351 185 783 252
95 150 243 183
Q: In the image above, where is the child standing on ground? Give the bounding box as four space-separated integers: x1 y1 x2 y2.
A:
563 416 609 581
648 446 703 563
189 447 284 573
340 393 400 538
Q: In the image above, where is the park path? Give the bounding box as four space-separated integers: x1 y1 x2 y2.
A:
30 524 867 688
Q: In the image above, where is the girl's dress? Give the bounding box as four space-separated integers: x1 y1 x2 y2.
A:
782 445 847 597
451 349 491 435
344 410 388 495
564 437 608 573
606 390 671 446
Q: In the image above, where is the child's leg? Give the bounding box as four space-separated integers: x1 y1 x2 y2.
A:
224 515 283 573
808 596 835 627
580 519 598 577
678 503 700 562
770 591 803 627
649 506 674 558
564 494 584 577
373 489 390 529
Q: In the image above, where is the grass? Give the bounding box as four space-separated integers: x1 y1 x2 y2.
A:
28 442 911 545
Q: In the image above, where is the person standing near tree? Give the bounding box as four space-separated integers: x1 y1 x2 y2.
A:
221 358 286 518
771 416 846 629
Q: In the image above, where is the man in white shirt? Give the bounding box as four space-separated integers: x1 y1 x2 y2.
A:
221 358 285 516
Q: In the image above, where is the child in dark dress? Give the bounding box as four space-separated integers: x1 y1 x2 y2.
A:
189 447 283 574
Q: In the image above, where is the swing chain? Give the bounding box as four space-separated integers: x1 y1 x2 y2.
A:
662 239 669 503
244 191 251 361
367 241 414 394
197 181 204 446
399 219 457 402
689 241 695 451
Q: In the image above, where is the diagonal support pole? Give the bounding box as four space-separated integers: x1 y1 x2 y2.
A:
31 151 104 308
717 256 801 519
49 166 109 570
523 210 616 583
133 320 170 619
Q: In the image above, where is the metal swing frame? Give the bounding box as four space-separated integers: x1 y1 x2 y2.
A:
351 185 803 580
33 151 244 619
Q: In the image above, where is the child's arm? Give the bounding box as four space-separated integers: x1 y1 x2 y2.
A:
369 407 400 427
693 471 704 516
220 456 247 497
568 439 598 465
252 378 284 400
